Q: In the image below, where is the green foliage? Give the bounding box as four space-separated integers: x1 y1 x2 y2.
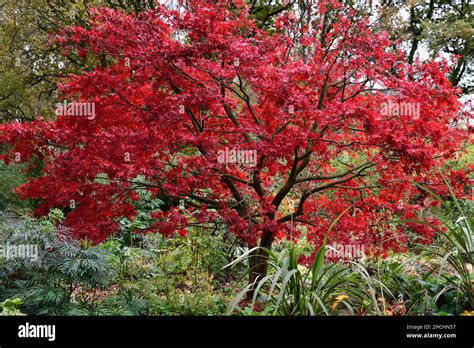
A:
0 162 35 210
401 174 474 310
95 228 236 315
227 240 363 315
115 184 246 283
376 0 473 93
248 0 295 30
2 174 471 317
352 254 466 316
0 209 115 315
227 207 367 316
104 278 228 316
0 298 25 316
227 188 473 317
103 0 157 13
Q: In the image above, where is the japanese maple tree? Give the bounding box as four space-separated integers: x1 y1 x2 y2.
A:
1 0 472 282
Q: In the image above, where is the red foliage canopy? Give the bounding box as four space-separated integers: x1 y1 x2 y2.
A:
2 0 472 256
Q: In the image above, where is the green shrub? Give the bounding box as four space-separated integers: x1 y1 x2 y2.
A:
0 298 25 316
0 162 35 210
99 275 229 315
399 174 474 310
0 209 115 315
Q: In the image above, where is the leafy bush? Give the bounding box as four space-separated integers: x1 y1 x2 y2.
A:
96 228 235 315
100 275 229 316
0 162 36 210
0 209 115 315
0 298 25 316
400 175 474 310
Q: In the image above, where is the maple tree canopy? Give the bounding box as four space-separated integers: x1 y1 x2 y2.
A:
1 0 472 260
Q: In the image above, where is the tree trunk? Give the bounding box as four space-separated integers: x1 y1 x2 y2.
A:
247 229 275 300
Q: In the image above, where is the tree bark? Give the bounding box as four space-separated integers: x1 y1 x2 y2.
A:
247 229 275 299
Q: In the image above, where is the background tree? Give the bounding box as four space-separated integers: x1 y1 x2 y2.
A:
376 0 473 94
102 0 157 13
0 0 161 125
0 0 100 122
